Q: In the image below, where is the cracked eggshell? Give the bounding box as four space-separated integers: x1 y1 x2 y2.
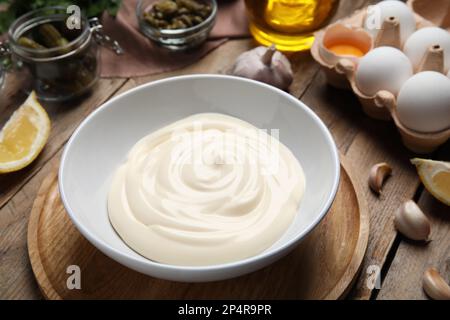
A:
319 23 373 67
404 27 450 73
355 47 413 96
364 0 416 46
397 71 450 133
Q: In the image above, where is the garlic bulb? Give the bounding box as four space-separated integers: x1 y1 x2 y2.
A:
394 200 431 241
231 45 293 91
423 267 450 300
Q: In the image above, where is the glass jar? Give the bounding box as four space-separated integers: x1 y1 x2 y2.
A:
245 0 339 52
0 7 122 101
136 0 217 51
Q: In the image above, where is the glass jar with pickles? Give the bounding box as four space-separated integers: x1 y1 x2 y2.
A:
0 7 122 101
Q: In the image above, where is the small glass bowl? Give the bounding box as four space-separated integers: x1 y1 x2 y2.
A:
137 0 217 51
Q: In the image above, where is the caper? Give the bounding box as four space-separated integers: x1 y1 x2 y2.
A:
192 15 204 24
176 0 203 12
158 20 169 28
145 11 157 18
154 0 178 17
198 6 212 18
178 7 189 14
144 15 161 27
171 19 187 29
178 14 194 27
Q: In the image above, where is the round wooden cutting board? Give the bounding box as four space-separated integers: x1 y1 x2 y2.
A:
27 157 369 300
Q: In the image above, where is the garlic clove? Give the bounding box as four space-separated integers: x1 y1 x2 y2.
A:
231 45 294 91
261 44 276 66
394 200 431 241
369 162 392 194
423 267 450 300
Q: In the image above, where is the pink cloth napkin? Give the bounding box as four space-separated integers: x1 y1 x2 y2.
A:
100 0 249 78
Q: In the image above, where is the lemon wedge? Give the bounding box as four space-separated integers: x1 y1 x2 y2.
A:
0 91 50 173
411 158 450 206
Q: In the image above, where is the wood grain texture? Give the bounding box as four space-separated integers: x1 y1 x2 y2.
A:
2 0 443 300
0 40 261 299
0 77 126 209
345 127 423 298
377 145 450 300
0 79 126 299
0 152 62 299
27 158 369 300
298 68 421 299
377 191 450 300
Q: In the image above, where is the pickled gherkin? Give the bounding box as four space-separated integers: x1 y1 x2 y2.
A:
143 0 212 30
17 37 46 50
38 24 69 48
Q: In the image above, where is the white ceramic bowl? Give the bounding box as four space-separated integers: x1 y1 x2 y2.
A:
60 75 340 282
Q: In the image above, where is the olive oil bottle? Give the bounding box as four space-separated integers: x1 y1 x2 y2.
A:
245 0 338 52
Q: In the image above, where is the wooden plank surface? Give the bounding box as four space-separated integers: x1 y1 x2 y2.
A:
0 77 126 209
300 71 421 299
1 0 449 300
26 158 368 300
0 77 126 299
377 144 450 300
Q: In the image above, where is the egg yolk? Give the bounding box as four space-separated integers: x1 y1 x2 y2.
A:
327 44 365 57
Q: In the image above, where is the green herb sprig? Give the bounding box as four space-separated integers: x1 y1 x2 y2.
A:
0 0 122 33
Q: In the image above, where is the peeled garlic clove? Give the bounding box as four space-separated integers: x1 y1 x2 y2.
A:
423 267 450 300
369 162 392 194
231 45 294 91
394 200 431 241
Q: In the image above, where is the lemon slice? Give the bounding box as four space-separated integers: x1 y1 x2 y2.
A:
0 91 50 173
411 158 450 206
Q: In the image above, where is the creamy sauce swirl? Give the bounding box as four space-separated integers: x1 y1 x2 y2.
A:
108 113 305 266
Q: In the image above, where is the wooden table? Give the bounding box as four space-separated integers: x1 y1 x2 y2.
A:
0 0 449 300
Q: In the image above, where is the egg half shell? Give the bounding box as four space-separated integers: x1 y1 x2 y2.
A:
397 71 450 133
356 47 413 96
364 0 416 46
404 27 450 73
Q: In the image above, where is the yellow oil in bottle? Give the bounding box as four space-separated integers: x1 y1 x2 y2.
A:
245 0 338 52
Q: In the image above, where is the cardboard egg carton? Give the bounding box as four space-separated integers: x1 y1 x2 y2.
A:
311 0 450 153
